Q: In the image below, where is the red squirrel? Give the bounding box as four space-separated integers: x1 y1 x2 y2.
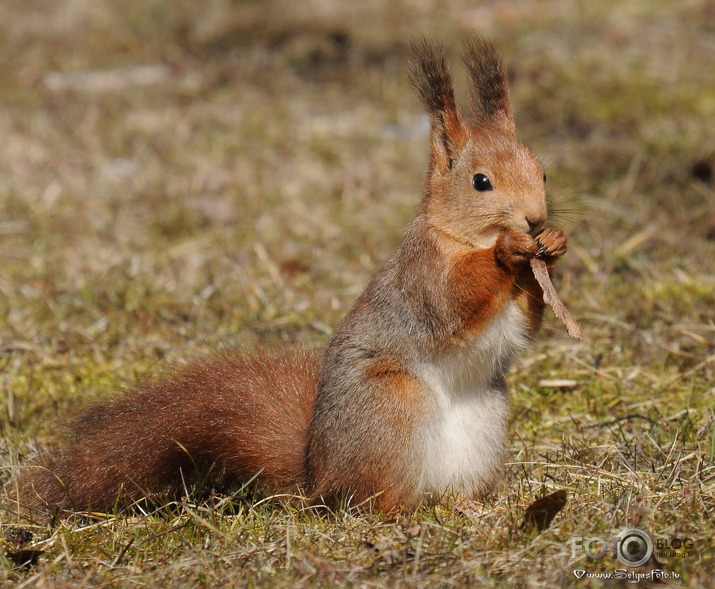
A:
8 37 568 517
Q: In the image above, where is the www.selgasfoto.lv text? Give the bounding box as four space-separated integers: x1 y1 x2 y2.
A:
573 569 680 582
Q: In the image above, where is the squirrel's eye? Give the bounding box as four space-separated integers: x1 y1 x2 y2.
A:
472 173 493 192
543 173 547 183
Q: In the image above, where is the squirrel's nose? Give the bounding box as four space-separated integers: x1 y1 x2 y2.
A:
525 215 545 235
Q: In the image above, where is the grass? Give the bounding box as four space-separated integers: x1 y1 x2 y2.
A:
1 0 714 586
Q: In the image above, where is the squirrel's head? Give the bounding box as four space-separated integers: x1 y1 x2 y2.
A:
410 37 546 249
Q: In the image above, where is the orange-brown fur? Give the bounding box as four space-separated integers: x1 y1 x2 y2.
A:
307 39 565 511
10 349 319 515
6 37 570 519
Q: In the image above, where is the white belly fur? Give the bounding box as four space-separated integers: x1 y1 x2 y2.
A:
414 300 529 497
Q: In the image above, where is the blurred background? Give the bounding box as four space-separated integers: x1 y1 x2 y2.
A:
0 0 713 441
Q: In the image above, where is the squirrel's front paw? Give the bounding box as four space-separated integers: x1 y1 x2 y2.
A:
495 230 538 270
535 227 567 261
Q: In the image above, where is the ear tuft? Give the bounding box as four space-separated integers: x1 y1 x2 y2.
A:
409 39 466 172
461 36 514 134
408 39 457 119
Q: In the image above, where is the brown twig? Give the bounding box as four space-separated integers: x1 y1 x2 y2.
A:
530 258 583 340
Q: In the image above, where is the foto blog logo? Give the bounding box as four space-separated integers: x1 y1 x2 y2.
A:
571 527 654 567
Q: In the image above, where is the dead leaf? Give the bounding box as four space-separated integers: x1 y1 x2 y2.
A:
2 528 42 569
5 548 44 568
521 490 568 532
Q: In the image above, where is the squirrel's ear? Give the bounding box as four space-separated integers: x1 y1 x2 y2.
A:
461 36 515 135
409 40 467 174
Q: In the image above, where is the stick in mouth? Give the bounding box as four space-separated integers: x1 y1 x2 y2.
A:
530 258 583 340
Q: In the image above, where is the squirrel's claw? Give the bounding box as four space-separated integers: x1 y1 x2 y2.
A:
535 227 567 261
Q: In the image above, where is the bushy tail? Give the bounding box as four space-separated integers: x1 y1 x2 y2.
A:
6 348 320 518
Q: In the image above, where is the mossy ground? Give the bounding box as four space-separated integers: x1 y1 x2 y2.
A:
1 1 713 587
